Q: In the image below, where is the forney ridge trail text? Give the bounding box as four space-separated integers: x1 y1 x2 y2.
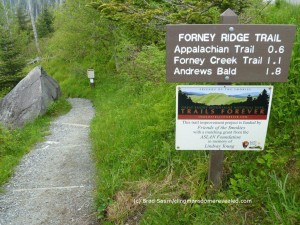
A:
173 32 283 76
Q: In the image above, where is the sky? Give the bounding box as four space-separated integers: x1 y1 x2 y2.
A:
284 0 300 3
268 0 300 3
179 86 272 96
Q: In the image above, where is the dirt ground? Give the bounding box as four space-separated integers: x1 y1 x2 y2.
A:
0 98 98 225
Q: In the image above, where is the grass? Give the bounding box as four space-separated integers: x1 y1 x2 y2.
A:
86 3 300 222
0 98 71 188
189 93 247 105
85 48 296 223
88 68 298 224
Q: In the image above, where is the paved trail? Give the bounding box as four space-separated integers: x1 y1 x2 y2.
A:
0 98 97 225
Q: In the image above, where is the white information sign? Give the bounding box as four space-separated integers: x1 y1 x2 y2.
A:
176 85 273 150
87 69 95 79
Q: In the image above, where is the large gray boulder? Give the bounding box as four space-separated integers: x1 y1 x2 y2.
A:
0 66 61 127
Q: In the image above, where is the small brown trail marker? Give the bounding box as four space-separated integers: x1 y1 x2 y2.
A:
208 9 238 189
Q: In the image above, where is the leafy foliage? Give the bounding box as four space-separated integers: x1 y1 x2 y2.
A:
88 0 254 47
47 0 112 63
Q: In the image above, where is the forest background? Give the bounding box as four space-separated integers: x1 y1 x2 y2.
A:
0 0 299 224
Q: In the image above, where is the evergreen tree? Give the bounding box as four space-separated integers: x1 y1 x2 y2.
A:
16 5 31 34
247 95 253 103
0 26 25 77
0 2 25 78
37 7 54 38
178 90 195 107
255 89 269 106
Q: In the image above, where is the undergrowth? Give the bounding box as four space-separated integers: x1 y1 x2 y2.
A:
89 63 299 224
88 4 300 224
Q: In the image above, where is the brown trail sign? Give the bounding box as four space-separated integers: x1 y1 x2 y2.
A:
167 14 296 83
168 9 296 189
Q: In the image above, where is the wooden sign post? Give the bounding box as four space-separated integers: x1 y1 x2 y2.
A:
208 9 237 189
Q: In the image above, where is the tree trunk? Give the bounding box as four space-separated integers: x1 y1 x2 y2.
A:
1 0 10 29
27 0 41 54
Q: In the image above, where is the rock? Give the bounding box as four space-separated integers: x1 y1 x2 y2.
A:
0 66 61 127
